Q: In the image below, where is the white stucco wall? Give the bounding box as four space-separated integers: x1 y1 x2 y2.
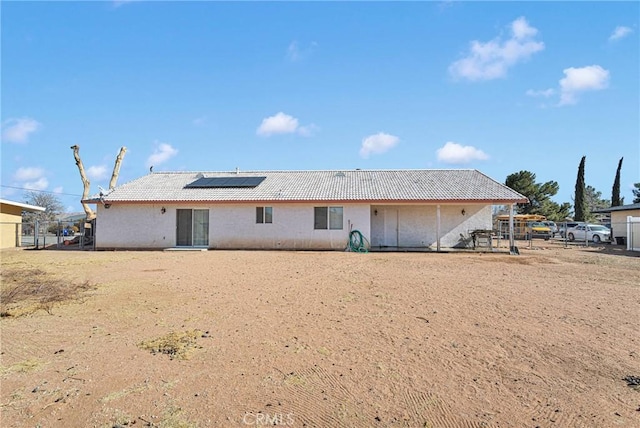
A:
611 209 640 241
370 204 492 249
95 203 371 250
208 203 370 250
95 202 491 250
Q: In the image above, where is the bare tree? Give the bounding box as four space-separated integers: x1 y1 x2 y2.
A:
109 147 127 190
71 145 127 220
22 191 64 222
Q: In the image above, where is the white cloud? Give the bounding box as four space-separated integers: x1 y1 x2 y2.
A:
449 16 544 81
436 141 489 164
87 165 108 180
53 186 64 194
287 41 301 62
12 166 48 191
297 124 319 137
256 112 315 137
2 117 41 143
609 26 633 41
286 40 317 62
257 112 298 136
13 166 45 181
559 65 610 106
526 88 555 98
146 142 178 168
192 116 207 126
437 1 454 12
359 133 400 158
113 0 135 8
25 177 49 191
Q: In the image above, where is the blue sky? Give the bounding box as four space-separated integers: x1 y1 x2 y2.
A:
2 1 638 213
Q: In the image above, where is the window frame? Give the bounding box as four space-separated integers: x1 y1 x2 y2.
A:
314 206 343 230
256 206 273 224
176 208 209 247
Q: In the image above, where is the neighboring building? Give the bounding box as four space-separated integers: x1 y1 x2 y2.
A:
85 169 527 251
58 212 87 223
592 203 640 248
0 199 46 249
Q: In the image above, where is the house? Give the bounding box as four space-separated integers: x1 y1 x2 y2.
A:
85 169 528 251
592 203 640 250
0 199 46 249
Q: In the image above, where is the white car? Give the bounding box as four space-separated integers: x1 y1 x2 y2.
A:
566 224 611 243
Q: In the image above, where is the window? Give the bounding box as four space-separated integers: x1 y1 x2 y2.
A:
256 207 272 224
314 206 343 230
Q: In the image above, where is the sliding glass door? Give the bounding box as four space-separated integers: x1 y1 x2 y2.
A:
176 209 209 247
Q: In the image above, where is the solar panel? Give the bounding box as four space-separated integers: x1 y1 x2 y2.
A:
185 176 266 188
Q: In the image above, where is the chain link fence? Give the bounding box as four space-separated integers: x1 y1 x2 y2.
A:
2 220 94 250
493 219 638 251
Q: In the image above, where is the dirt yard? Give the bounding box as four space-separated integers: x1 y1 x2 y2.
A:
1 243 639 428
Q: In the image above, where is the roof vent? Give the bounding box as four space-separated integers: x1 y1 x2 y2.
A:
196 172 204 179
335 172 346 177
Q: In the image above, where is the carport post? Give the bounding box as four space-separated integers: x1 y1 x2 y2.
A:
436 204 441 252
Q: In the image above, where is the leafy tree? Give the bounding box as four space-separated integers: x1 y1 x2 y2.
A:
633 183 640 204
574 156 587 221
505 171 557 213
585 185 609 221
611 157 623 207
586 185 609 210
504 170 569 221
540 200 572 223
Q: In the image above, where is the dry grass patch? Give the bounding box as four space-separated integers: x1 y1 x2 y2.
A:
0 268 94 317
100 406 198 428
138 330 204 360
0 358 45 375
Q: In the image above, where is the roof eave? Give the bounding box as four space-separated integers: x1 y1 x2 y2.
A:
85 198 529 205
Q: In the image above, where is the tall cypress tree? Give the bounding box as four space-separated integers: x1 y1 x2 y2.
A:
611 157 623 207
574 156 587 221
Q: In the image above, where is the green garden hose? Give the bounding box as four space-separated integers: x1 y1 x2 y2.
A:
347 230 370 253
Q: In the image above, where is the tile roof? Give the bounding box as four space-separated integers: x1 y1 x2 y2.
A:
87 169 528 204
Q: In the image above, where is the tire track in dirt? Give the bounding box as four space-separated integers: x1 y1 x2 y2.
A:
399 388 497 428
279 365 372 427
527 402 581 427
1 327 45 367
305 365 357 401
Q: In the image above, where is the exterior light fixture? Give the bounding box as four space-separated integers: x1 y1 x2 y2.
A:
161 207 166 214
